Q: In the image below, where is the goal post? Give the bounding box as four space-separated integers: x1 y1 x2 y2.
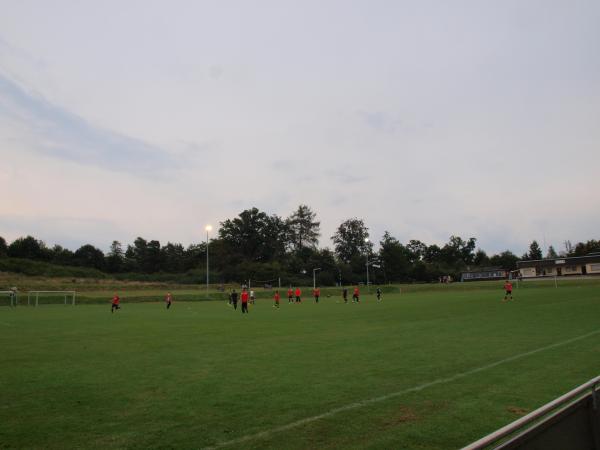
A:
27 291 77 307
0 290 18 307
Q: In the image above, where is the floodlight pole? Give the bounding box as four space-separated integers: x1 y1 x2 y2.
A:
205 225 212 299
313 268 321 289
365 238 370 293
366 259 370 293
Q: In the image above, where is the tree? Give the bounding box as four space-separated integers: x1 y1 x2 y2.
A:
379 232 411 281
458 237 477 265
406 240 427 262
259 215 289 261
132 237 149 272
0 237 7 257
50 245 75 266
304 248 338 286
123 244 139 272
439 236 476 266
127 237 162 273
105 241 125 273
571 239 600 256
564 240 573 255
473 249 490 267
182 243 205 271
160 242 185 273
423 244 441 263
546 245 558 259
331 218 372 263
219 208 288 262
489 250 519 271
145 240 163 273
7 236 51 261
74 244 105 270
286 205 320 251
528 240 543 260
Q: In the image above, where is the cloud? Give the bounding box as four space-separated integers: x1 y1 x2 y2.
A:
0 2 598 258
358 111 401 133
208 65 224 80
327 194 349 206
0 72 181 177
270 159 295 170
324 168 370 184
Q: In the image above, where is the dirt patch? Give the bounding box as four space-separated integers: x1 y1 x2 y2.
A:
380 405 421 429
507 406 528 416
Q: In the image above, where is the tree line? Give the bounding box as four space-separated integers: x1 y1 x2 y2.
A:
1 205 598 285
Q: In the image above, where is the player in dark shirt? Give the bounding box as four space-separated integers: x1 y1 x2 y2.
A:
230 289 239 310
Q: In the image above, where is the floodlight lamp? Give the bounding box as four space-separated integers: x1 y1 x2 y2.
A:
205 225 213 232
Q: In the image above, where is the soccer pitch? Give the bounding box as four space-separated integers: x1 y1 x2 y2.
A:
2 281 600 449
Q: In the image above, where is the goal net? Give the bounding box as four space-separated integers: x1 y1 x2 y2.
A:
27 291 77 306
0 290 18 307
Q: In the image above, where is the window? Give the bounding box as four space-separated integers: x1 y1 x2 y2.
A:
589 264 600 272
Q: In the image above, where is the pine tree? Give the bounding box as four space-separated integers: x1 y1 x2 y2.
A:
287 205 320 251
528 240 543 260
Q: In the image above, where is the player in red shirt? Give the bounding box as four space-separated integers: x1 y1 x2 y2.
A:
313 287 320 303
273 290 280 308
295 287 302 303
353 286 360 303
111 293 120 313
165 292 173 309
287 288 294 304
503 281 513 302
241 288 249 314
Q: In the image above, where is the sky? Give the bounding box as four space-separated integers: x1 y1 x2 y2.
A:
1 0 599 255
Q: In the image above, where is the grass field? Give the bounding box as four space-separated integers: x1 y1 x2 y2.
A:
1 279 599 449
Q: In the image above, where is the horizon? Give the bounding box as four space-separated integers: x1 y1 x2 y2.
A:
1 216 586 259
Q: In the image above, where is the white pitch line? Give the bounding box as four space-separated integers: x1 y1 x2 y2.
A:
203 328 600 450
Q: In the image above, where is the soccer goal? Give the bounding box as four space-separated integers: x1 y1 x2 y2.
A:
27 291 77 307
0 290 18 307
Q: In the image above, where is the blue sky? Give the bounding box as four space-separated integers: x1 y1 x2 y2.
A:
1 0 599 254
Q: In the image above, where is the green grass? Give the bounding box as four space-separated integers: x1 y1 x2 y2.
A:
1 280 600 449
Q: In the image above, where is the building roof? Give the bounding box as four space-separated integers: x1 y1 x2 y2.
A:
461 267 505 274
517 254 600 268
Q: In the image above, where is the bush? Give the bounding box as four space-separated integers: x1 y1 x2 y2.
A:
0 258 107 278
